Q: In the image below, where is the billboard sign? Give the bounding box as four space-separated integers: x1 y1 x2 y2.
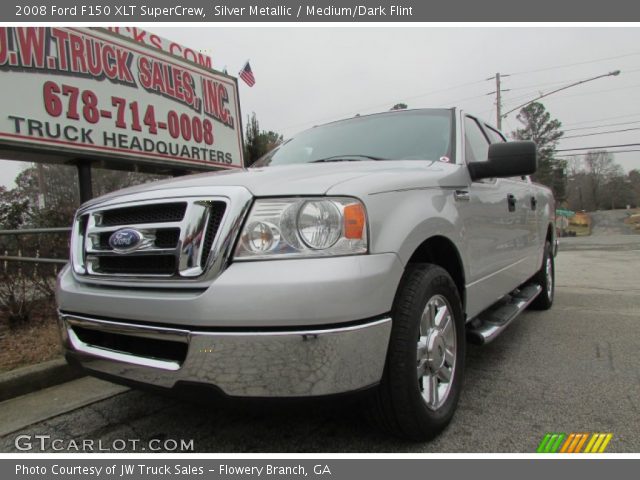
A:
0 27 243 171
107 27 213 70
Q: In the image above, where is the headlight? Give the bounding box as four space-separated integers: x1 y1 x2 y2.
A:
234 197 368 260
298 200 342 249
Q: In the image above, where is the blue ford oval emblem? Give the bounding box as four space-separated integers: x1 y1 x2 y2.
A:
108 228 143 252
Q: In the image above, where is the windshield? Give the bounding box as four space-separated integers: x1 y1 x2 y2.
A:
252 109 454 167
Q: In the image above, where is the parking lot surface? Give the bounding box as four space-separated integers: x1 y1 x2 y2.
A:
1 229 639 453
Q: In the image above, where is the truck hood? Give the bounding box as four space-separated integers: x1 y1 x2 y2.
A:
86 160 466 206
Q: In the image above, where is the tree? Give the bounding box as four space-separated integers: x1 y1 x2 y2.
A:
512 102 566 200
0 163 170 270
0 186 32 230
14 164 79 228
244 113 284 166
262 131 284 152
629 169 640 207
11 164 170 228
390 103 408 110
565 155 593 211
603 171 633 209
565 152 633 211
91 169 169 199
244 113 261 166
583 150 626 209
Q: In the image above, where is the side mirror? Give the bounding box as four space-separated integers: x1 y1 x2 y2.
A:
468 141 537 181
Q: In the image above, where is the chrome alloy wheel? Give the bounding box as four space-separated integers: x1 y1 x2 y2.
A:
545 256 554 300
416 294 456 410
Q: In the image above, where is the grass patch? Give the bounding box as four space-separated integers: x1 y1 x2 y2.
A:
0 299 62 372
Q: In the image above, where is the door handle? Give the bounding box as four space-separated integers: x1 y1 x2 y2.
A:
454 190 470 202
507 194 516 212
531 196 538 210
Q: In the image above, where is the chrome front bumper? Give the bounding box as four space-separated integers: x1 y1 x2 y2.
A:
60 313 391 397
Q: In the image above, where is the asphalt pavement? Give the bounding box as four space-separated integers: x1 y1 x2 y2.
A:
1 212 638 453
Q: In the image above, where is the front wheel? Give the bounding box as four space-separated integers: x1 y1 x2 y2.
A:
368 264 465 441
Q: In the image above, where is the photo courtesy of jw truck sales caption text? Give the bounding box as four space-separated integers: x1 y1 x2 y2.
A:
15 464 332 477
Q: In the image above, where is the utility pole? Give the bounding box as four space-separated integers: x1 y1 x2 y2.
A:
486 73 510 130
495 72 502 129
76 162 93 204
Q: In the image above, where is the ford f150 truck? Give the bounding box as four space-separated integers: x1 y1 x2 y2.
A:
57 108 556 440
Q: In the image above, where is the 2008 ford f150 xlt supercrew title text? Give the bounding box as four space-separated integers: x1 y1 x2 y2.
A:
57 108 556 440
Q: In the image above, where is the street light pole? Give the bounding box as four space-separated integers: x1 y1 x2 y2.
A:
502 70 621 118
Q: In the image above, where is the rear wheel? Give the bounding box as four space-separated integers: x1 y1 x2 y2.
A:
368 264 465 441
529 241 554 310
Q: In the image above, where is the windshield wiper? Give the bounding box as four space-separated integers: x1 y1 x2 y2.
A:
311 154 387 163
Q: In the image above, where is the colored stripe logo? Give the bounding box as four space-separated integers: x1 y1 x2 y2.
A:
537 433 612 453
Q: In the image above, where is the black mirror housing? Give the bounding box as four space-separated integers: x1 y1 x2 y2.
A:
468 141 537 181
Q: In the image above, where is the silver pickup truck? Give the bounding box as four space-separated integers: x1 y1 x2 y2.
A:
57 108 556 440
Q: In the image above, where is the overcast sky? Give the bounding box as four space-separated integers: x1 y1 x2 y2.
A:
2 26 640 187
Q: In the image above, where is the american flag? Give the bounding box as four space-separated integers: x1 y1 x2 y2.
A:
238 61 255 87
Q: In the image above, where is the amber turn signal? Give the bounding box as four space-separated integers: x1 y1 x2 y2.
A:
344 203 366 239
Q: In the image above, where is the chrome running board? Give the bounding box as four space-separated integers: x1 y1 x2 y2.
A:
466 283 542 345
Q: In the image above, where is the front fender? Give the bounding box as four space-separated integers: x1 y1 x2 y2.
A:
364 188 466 268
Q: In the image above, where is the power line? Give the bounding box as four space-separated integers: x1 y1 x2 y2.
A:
503 79 637 117
556 143 640 152
508 51 640 76
279 62 638 135
556 149 640 157
506 76 588 93
564 120 640 132
503 69 640 106
505 81 611 105
502 70 621 117
503 77 604 105
563 112 640 127
435 92 490 106
562 127 640 139
550 81 640 101
278 78 489 134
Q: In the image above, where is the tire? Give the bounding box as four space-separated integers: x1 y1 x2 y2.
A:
368 264 465 441
529 241 554 310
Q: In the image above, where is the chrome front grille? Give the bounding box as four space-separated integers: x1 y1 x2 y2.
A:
72 198 229 280
99 202 187 226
